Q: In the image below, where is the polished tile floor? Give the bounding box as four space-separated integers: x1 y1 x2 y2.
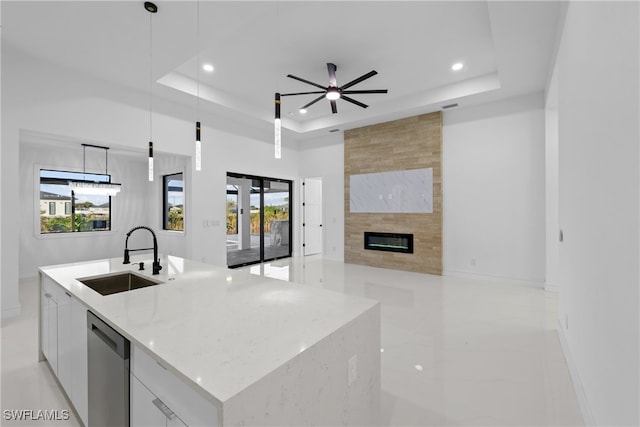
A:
2 256 583 426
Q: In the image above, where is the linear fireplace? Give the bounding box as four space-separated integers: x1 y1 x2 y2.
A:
364 232 414 254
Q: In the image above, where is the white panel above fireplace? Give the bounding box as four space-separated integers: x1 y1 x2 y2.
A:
349 168 433 213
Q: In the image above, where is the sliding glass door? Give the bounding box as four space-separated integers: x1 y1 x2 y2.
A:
226 173 292 268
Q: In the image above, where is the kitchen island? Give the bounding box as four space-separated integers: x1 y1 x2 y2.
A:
38 255 381 426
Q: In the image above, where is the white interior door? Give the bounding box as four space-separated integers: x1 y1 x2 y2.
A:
303 178 323 256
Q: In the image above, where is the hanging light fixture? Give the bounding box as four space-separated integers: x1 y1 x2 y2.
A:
274 92 281 159
148 141 154 181
273 4 283 160
145 1 157 181
68 144 122 196
195 0 202 171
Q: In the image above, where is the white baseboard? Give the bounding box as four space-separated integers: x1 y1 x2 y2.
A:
556 320 596 426
442 269 545 288
2 304 22 319
545 283 560 292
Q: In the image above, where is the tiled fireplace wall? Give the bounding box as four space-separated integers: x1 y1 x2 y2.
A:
344 112 442 274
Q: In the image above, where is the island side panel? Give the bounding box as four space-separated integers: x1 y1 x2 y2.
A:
222 303 381 426
38 272 45 362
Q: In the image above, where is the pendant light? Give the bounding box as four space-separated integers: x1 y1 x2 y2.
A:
195 0 202 171
145 2 157 181
273 4 282 160
274 92 281 159
68 144 122 196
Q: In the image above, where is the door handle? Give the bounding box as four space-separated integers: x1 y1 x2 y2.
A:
152 397 176 420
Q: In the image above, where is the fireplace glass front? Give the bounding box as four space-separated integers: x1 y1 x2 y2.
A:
364 232 414 254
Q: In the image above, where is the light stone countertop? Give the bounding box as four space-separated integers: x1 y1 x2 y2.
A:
38 255 379 407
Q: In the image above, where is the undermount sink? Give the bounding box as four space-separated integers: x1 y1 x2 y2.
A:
78 272 163 296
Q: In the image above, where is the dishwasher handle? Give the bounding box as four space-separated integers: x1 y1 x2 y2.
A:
87 311 130 360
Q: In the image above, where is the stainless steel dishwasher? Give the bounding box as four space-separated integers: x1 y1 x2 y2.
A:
87 311 130 427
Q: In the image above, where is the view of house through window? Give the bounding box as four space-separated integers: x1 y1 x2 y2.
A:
163 172 184 231
39 169 111 233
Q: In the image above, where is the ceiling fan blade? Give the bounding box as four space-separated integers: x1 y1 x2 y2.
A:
330 99 338 114
340 70 378 90
287 74 326 90
301 95 326 109
342 89 388 94
327 63 337 87
341 95 369 109
280 91 325 97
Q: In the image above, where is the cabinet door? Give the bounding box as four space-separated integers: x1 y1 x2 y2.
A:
41 277 59 374
132 345 218 426
57 292 72 395
70 298 88 426
40 289 49 360
167 414 187 427
131 375 168 427
46 294 58 375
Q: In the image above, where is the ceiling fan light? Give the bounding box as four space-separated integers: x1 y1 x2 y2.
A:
326 89 341 100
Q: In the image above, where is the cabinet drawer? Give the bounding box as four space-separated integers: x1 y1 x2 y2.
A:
42 275 60 302
131 375 175 427
131 345 218 426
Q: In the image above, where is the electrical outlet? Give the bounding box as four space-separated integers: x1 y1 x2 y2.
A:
348 355 357 385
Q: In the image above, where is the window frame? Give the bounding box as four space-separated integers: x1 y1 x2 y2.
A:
36 167 115 237
162 172 185 232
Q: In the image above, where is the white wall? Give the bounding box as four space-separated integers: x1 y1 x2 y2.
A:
545 65 560 292
191 130 301 267
298 93 547 282
554 2 639 425
2 47 302 316
19 140 151 277
149 153 191 261
297 134 345 262
442 93 546 283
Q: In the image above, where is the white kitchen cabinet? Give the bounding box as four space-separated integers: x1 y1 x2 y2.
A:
166 414 188 427
57 290 72 395
131 344 217 427
39 274 88 427
40 288 49 361
70 297 88 426
132 375 186 427
40 277 58 375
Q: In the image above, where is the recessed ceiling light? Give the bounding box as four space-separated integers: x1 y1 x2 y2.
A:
202 64 214 73
299 108 307 114
451 62 464 71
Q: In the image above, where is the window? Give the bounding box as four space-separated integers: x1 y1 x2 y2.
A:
163 173 184 231
40 169 111 234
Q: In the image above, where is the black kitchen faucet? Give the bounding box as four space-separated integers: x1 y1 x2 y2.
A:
123 226 162 275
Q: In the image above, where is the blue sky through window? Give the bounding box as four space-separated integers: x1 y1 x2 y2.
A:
40 169 111 205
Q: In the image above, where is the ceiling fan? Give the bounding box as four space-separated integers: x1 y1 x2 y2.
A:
281 63 388 114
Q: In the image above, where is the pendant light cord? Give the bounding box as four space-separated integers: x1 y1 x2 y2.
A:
197 0 200 121
149 10 153 142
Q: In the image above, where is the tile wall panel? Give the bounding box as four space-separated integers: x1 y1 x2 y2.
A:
344 112 442 274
